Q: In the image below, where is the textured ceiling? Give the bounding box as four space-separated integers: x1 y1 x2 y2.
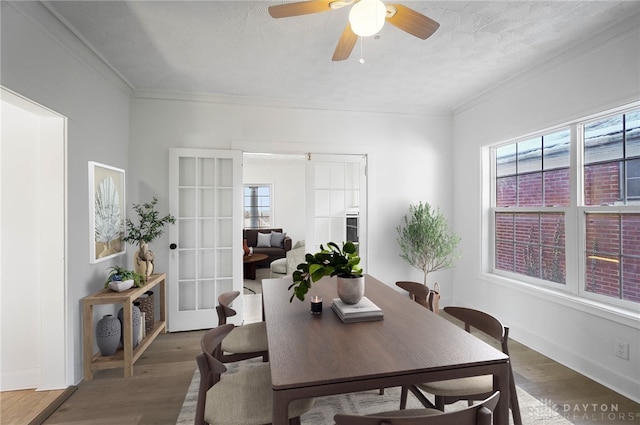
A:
44 1 640 114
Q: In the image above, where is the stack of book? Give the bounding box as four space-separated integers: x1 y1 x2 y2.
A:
330 297 383 323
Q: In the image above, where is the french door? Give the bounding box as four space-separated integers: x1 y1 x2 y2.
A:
305 154 368 270
168 149 243 331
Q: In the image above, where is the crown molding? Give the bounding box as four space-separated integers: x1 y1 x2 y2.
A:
131 89 452 119
453 11 640 115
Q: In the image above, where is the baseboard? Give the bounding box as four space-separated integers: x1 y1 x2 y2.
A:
513 325 640 404
27 385 77 425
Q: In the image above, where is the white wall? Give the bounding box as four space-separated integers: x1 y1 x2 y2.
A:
1 1 132 384
6 0 638 400
243 156 306 245
452 15 640 402
2 1 455 386
129 97 455 296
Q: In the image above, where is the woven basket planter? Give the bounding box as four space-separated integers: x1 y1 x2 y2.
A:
135 291 154 335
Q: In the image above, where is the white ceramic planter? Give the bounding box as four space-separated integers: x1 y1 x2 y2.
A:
109 279 134 292
336 275 365 304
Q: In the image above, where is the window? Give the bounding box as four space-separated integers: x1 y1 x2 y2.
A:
582 109 640 303
584 109 640 204
495 212 566 284
585 213 640 302
243 184 271 228
494 129 570 285
491 106 640 307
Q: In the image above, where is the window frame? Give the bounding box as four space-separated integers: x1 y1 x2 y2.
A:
487 103 640 311
243 183 273 229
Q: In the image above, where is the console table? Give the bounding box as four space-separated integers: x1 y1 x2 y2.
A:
82 273 166 380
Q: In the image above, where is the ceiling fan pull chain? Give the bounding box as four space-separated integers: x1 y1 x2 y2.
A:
359 37 365 64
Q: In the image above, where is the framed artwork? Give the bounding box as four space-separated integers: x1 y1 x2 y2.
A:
89 161 126 263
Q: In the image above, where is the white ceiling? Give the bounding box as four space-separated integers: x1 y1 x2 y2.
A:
44 1 640 114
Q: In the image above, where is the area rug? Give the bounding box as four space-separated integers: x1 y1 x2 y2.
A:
176 359 572 425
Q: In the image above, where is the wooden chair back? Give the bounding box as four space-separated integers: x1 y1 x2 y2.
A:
335 391 499 425
395 281 438 312
442 306 505 347
216 290 240 325
441 307 521 425
196 324 234 425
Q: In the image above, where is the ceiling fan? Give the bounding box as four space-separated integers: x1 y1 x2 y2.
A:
268 0 440 61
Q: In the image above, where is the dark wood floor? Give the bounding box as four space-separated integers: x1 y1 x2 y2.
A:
10 311 638 425
507 338 640 424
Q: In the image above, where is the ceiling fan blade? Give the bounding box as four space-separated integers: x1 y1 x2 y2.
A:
332 23 358 61
386 4 440 40
268 1 334 18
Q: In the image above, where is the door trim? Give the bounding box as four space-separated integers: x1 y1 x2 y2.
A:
1 87 68 390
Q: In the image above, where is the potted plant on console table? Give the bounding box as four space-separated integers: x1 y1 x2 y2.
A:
123 197 175 277
104 265 146 291
289 241 363 304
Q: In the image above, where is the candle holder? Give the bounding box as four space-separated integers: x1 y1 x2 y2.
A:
310 295 323 315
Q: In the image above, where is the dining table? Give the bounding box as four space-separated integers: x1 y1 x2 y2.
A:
261 274 510 425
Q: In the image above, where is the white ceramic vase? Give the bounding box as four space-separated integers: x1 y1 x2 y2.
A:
118 303 142 348
336 275 365 304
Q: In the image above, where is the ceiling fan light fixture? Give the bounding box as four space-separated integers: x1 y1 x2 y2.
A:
349 0 386 37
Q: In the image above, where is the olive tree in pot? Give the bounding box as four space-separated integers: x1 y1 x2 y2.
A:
289 241 363 304
396 201 461 290
123 197 175 276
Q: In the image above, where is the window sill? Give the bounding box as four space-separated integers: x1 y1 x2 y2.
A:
481 272 640 328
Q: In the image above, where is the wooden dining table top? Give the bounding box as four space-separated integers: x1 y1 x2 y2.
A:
262 274 509 391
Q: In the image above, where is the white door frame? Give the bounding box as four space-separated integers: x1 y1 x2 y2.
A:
1 87 68 390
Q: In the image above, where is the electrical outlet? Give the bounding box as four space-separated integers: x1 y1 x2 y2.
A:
614 339 629 360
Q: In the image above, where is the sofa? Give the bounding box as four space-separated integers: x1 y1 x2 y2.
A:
243 228 292 267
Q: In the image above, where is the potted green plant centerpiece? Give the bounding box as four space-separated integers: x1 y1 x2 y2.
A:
123 197 175 276
396 201 461 287
289 241 363 304
104 265 145 291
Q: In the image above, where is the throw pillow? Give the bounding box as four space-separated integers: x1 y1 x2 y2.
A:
271 231 286 248
257 232 272 248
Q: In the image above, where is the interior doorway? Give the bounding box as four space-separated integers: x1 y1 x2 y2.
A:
242 152 367 268
242 152 307 247
1 88 67 391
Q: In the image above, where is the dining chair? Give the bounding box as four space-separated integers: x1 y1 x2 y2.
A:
335 390 499 425
399 307 522 425
395 281 439 313
195 323 314 425
216 290 269 362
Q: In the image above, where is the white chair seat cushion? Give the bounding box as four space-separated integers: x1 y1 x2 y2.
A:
221 322 268 354
416 375 493 397
205 363 314 425
270 258 287 275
